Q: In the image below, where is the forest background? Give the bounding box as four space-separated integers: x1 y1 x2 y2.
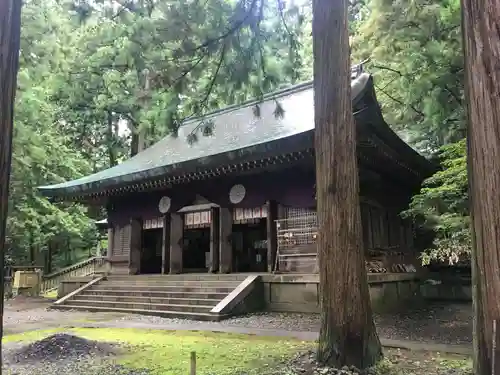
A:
9 0 466 271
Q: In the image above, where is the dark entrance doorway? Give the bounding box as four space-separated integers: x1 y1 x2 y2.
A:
183 228 210 272
141 228 162 274
232 219 268 272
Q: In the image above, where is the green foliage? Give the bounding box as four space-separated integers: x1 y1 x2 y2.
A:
8 0 97 268
62 0 307 151
351 0 469 265
404 140 469 265
351 0 464 154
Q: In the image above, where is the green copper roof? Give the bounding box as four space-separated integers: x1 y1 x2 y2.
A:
37 73 385 197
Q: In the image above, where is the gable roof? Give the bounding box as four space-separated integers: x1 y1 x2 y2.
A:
38 74 374 198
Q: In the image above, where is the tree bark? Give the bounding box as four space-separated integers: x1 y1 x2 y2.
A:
0 0 22 371
461 0 500 373
312 0 382 368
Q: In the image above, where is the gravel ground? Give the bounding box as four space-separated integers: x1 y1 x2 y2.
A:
4 354 150 375
114 302 472 346
3 297 127 335
374 303 472 345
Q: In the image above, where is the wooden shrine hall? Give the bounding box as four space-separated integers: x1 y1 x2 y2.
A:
39 70 434 277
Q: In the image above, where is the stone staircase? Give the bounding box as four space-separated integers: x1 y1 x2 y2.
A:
52 274 248 321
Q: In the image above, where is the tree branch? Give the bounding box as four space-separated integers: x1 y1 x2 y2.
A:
374 83 425 119
444 84 462 104
191 0 259 53
186 43 228 140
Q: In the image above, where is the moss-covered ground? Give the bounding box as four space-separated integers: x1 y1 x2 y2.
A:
4 327 313 375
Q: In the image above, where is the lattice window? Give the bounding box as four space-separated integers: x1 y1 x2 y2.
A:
276 207 318 273
112 224 130 257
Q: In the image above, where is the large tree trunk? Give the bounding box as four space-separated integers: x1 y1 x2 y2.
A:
312 0 382 368
0 0 22 371
461 0 500 373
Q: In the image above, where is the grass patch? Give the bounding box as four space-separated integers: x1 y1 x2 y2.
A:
4 328 313 375
3 328 63 344
41 289 58 299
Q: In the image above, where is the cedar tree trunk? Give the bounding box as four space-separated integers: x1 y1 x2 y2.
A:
312 0 382 368
461 0 500 373
0 0 22 371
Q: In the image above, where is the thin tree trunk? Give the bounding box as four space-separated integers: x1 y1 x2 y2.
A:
461 0 500 372
312 0 382 368
0 0 22 372
106 111 117 167
46 242 53 275
29 231 35 265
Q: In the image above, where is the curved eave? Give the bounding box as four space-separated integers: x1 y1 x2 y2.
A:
40 132 316 199
362 80 437 180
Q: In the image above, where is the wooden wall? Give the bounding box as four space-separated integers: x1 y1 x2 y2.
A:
275 199 418 274
361 199 417 273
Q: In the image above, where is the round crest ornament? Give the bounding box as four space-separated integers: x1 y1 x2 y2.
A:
158 196 171 213
229 184 246 204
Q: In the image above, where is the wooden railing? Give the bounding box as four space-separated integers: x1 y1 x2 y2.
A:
40 257 108 294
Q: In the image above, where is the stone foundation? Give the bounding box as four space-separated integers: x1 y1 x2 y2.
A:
420 273 471 302
58 276 95 299
261 273 421 313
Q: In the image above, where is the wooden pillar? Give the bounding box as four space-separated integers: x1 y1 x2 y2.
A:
169 212 183 274
107 226 115 259
219 207 232 273
266 200 278 272
161 214 170 274
210 207 220 273
128 218 142 275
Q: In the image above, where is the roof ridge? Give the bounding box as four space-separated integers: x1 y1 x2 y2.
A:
183 64 367 126
183 80 314 125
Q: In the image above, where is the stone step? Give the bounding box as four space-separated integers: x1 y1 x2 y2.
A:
89 284 235 293
99 280 241 288
84 289 228 299
51 304 224 321
68 299 214 313
75 294 221 306
106 274 248 281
